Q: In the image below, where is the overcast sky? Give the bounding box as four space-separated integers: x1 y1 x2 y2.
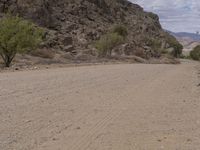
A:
130 0 200 33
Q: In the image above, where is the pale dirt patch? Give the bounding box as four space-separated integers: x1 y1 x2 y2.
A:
0 61 200 150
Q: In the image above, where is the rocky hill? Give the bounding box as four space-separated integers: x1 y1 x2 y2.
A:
0 0 179 64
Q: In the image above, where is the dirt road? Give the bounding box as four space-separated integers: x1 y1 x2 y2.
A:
0 61 200 150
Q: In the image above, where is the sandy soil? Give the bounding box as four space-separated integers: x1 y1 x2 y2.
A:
0 60 200 150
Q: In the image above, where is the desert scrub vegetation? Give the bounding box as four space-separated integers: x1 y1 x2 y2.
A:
166 36 183 58
0 15 44 67
95 25 128 57
190 45 200 61
112 25 128 38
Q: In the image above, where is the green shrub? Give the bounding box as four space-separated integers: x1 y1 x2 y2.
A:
190 45 200 60
95 33 124 57
94 25 128 57
147 12 159 20
0 15 44 67
167 36 183 58
112 25 128 38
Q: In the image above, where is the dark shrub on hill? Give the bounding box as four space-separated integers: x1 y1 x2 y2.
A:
190 45 200 60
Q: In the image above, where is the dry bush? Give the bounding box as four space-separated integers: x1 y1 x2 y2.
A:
95 33 124 57
112 25 128 38
95 25 128 57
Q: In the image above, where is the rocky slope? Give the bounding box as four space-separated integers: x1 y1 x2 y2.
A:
0 0 178 63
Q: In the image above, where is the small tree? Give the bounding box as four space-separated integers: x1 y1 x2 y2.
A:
167 36 183 58
0 15 44 67
171 43 183 58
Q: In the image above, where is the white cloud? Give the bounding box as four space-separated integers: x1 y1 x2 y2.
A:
130 0 200 33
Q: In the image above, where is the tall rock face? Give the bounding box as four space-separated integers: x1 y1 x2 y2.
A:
0 0 175 59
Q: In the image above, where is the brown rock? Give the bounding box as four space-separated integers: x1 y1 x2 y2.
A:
63 45 74 52
62 36 73 46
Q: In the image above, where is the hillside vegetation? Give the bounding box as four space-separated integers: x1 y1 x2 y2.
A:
0 0 182 66
190 45 200 61
0 15 43 67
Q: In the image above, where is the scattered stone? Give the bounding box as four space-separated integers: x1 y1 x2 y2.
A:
76 127 81 130
52 138 58 141
62 36 73 46
62 52 73 59
187 138 192 142
74 53 93 61
157 139 162 142
63 45 74 52
160 146 164 149
25 120 32 123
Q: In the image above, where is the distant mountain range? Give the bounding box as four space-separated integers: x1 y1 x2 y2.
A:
168 31 200 41
167 30 200 53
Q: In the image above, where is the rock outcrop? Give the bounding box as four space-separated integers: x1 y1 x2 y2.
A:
0 0 177 60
